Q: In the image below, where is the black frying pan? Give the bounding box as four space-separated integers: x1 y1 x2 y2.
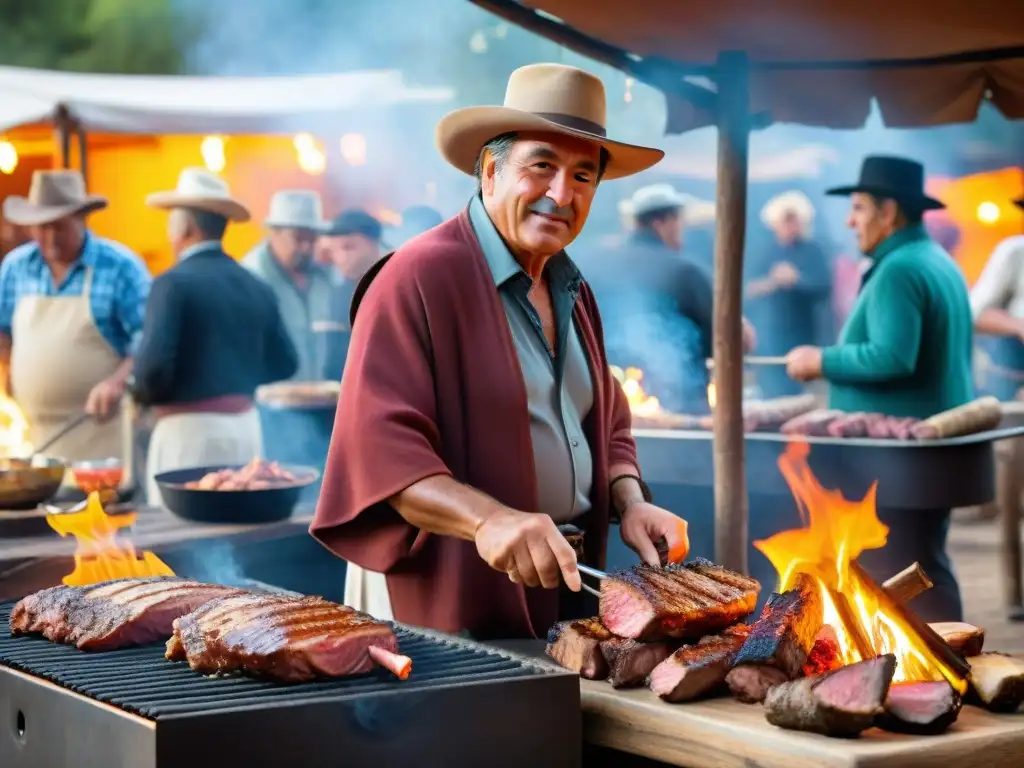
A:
155 464 319 524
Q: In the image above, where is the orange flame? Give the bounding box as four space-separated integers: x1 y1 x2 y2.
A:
754 442 967 693
47 492 175 586
0 364 32 457
611 365 662 417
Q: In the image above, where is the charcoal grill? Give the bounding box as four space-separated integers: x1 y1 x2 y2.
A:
0 601 581 768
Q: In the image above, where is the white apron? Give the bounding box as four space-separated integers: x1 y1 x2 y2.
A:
344 563 394 620
11 267 123 463
146 409 263 507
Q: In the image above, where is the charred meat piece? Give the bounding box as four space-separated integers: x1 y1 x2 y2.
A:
545 617 612 680
765 654 897 738
649 631 748 702
600 558 760 641
802 625 843 677
966 653 1024 713
600 637 674 688
930 622 985 658
827 412 869 438
781 409 844 437
877 681 962 735
726 574 823 703
166 593 403 682
10 577 244 651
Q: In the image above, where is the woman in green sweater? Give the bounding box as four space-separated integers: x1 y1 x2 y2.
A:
784 155 974 622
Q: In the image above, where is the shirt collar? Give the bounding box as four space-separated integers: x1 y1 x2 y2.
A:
467 195 581 291
868 223 929 263
179 240 221 261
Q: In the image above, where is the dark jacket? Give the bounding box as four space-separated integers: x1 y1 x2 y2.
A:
133 245 299 406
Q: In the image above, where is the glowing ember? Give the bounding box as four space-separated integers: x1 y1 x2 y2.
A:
0 365 32 457
47 492 175 586
611 365 662 418
754 442 967 693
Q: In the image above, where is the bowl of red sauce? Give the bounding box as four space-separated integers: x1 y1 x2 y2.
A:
70 458 124 494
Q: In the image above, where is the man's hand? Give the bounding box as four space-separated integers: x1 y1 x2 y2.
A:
620 503 690 566
474 509 582 591
770 261 800 288
785 345 823 382
85 376 125 422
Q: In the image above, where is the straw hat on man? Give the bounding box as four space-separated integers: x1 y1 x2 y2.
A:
136 168 297 506
311 62 690 639
0 169 151 467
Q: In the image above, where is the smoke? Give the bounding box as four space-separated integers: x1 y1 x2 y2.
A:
182 539 245 586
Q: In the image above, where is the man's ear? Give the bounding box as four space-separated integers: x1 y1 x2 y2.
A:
480 149 497 196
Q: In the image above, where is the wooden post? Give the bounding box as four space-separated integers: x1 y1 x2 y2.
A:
54 106 72 169
711 52 751 573
76 126 89 184
998 437 1024 619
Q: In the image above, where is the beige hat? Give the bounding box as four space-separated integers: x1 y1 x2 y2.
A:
761 190 815 230
146 167 251 222
436 63 663 180
264 190 327 230
3 170 108 227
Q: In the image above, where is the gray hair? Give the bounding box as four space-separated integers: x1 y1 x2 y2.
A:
168 207 228 241
473 131 610 190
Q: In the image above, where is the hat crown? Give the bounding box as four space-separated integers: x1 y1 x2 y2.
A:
630 183 687 216
174 167 232 198
858 155 925 191
28 171 88 207
266 190 324 229
503 64 607 133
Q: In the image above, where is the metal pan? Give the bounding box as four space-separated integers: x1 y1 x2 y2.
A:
0 455 67 510
155 464 320 524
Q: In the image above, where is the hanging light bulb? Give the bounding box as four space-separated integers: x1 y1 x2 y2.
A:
0 141 18 175
293 133 326 176
977 201 1001 224
200 136 226 173
339 133 367 166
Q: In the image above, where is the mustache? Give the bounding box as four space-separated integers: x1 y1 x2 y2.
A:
528 197 574 222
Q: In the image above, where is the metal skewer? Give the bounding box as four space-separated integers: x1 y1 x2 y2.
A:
576 563 607 597
705 355 788 367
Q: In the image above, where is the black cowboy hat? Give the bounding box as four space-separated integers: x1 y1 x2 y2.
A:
826 155 945 211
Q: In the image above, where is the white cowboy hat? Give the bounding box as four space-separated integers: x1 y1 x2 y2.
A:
436 63 663 180
264 189 328 231
627 184 691 218
3 170 108 227
146 167 251 222
761 190 816 229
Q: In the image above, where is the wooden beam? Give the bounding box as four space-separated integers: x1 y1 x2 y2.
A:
711 51 751 574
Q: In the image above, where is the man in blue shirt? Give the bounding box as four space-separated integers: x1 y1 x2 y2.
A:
0 170 151 463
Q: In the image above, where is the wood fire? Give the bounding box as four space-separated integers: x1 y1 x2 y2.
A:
754 441 968 694
0 365 32 457
610 365 662 418
47 491 175 586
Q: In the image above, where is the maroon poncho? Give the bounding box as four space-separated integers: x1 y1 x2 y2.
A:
310 209 639 639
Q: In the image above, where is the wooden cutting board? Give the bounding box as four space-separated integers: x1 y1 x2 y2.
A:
580 681 1024 768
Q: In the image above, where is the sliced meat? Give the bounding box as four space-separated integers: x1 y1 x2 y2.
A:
10 577 244 651
764 654 897 738
545 617 612 680
877 681 962 735
600 637 673 688
599 558 760 641
966 653 1024 713
726 574 823 702
827 412 869 438
649 631 748 702
167 593 401 682
930 622 985 658
780 409 844 437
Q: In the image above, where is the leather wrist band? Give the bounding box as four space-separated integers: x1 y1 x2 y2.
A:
609 474 653 523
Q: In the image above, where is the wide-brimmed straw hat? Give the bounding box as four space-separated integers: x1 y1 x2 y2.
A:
146 167 251 222
3 170 108 227
761 190 816 229
826 156 944 211
436 63 663 180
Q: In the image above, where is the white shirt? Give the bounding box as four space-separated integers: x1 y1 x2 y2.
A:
970 235 1024 320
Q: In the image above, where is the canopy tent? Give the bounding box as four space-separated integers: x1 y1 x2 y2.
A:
0 67 455 135
471 0 1024 574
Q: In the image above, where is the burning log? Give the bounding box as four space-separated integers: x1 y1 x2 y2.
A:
966 653 1024 713
726 574 823 703
764 654 897 738
826 587 874 661
881 562 933 604
930 623 985 659
877 681 963 735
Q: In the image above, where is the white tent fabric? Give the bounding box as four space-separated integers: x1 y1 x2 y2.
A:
0 67 455 134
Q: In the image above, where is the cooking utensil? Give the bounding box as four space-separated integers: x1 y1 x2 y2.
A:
33 412 91 456
155 463 320 524
69 458 124 494
706 356 788 367
0 455 67 510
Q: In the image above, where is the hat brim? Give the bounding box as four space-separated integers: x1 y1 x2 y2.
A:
825 184 945 211
265 217 330 232
146 192 251 222
2 195 108 227
436 106 664 181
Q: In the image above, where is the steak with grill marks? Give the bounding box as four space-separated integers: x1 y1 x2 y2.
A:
599 558 760 641
9 577 244 651
166 592 400 682
545 617 613 680
648 625 750 702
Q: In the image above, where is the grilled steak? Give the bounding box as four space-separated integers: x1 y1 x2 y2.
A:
600 558 760 641
600 637 674 688
878 681 963 735
765 654 897 738
10 577 243 651
545 617 612 680
726 574 823 703
648 627 749 702
166 592 400 682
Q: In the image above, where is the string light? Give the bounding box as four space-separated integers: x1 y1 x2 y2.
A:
339 133 367 166
977 201 1001 224
200 136 226 173
293 133 326 176
0 141 18 175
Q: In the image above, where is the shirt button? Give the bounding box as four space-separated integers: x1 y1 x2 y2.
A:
571 439 580 448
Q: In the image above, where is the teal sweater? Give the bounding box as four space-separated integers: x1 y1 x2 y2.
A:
821 225 974 419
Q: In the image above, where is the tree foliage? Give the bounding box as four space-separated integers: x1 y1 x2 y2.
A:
0 0 198 74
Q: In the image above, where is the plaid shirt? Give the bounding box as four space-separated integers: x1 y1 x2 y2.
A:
0 232 151 357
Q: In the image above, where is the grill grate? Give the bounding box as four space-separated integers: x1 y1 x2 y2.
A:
0 600 550 720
